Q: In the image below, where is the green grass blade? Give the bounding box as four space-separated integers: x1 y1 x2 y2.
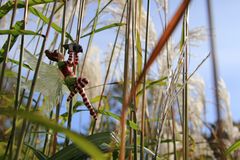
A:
49 132 117 160
0 0 55 19
8 58 32 70
25 144 48 160
81 23 126 38
0 29 44 36
225 140 240 155
29 7 74 42
0 109 105 160
0 53 32 70
98 109 139 130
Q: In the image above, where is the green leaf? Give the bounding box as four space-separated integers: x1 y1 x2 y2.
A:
0 108 105 160
137 77 167 96
0 21 23 56
73 95 107 110
225 140 240 155
0 0 55 19
81 23 126 38
99 109 139 130
29 7 74 42
25 144 48 160
49 132 118 160
0 29 44 36
9 58 33 70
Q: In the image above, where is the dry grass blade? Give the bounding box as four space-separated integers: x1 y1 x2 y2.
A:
119 0 191 159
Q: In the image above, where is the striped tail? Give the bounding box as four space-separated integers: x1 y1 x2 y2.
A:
67 85 97 120
78 87 97 120
67 51 74 65
74 53 79 65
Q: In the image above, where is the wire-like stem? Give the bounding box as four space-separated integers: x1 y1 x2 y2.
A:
140 0 150 159
182 8 189 160
14 1 57 159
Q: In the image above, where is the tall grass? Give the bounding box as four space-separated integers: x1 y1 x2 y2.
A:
0 0 240 159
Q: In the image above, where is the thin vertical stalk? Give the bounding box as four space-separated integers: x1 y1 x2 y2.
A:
182 8 189 160
130 0 137 159
3 0 28 159
76 0 85 44
14 1 57 159
164 0 170 69
133 1 138 159
42 110 53 154
140 0 150 159
119 0 131 159
206 1 225 159
171 106 177 160
0 0 19 90
61 1 66 52
64 101 72 146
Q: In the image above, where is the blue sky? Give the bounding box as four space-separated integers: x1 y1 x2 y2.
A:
190 0 240 122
